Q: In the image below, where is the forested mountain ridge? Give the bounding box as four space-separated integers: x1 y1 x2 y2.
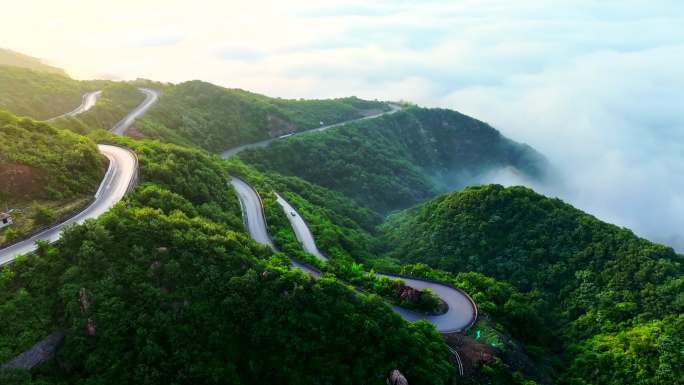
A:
0 136 454 385
134 80 390 152
378 184 684 385
239 106 547 213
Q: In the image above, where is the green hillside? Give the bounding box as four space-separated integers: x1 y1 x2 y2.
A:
0 65 96 120
240 107 547 213
0 63 143 125
135 80 389 152
0 110 105 245
378 185 684 384
0 137 453 385
0 48 67 75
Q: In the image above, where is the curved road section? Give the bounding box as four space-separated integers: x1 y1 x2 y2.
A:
275 194 476 333
230 177 273 247
220 103 402 159
110 88 159 136
275 193 327 262
46 90 102 122
231 178 477 333
0 145 137 265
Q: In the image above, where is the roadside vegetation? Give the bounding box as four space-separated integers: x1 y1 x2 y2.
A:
0 110 105 246
0 136 454 385
52 83 145 134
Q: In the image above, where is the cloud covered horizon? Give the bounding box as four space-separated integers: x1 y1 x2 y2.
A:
3 0 683 249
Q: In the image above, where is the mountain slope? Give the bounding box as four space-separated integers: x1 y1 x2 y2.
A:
0 137 453 385
379 184 684 384
0 48 67 75
240 107 547 213
0 110 106 245
0 65 96 120
135 80 390 152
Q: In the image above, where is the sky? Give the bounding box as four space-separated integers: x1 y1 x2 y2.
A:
2 0 684 249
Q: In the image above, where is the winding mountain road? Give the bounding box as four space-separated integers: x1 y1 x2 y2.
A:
0 145 137 265
0 87 157 265
223 101 476 332
46 90 102 122
220 103 402 159
230 178 477 333
231 177 273 247
110 88 159 136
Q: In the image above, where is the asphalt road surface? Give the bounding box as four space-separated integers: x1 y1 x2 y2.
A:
275 193 327 262
233 178 477 333
110 88 159 136
0 145 137 265
46 90 102 121
230 177 273 247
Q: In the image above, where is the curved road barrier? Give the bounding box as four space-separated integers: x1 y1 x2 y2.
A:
110 88 159 136
229 178 478 333
220 103 402 159
46 90 102 122
0 145 137 265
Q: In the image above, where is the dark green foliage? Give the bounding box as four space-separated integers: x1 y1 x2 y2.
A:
0 110 104 202
1 202 453 385
136 80 389 152
567 315 684 385
240 107 547 213
0 138 453 385
379 185 684 384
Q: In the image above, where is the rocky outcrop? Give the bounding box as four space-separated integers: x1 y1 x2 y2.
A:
1 331 64 371
387 369 408 385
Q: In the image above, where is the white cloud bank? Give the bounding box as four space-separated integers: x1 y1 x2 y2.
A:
2 0 683 249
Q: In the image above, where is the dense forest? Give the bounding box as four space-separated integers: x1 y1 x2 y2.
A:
378 185 684 384
135 80 389 152
0 137 454 385
239 107 547 213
